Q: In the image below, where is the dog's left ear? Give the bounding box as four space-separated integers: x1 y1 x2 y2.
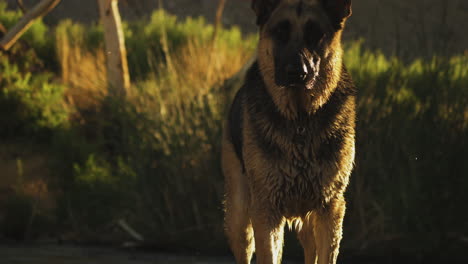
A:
322 0 352 29
252 0 281 26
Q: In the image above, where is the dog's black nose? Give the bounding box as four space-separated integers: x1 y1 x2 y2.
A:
285 62 308 83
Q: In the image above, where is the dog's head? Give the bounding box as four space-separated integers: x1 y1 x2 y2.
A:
253 0 351 112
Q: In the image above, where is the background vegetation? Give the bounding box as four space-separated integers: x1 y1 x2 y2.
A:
0 1 467 261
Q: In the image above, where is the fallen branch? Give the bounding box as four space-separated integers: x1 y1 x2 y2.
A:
0 0 62 51
117 219 144 242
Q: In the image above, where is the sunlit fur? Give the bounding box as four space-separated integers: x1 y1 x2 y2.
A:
223 1 355 264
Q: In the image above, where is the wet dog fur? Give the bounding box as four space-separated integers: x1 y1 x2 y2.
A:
222 1 355 263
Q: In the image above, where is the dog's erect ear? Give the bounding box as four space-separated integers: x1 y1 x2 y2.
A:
322 0 352 29
252 0 281 26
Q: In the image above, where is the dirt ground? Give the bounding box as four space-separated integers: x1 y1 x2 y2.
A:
1 242 468 264
0 243 301 264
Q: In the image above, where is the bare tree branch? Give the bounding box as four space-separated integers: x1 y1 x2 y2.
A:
0 23 6 35
0 0 62 51
97 0 131 96
16 0 28 14
117 219 144 242
213 0 227 42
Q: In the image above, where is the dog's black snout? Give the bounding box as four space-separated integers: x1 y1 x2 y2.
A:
285 62 308 82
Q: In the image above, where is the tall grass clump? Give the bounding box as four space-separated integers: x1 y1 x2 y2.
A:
55 20 107 109
126 9 256 80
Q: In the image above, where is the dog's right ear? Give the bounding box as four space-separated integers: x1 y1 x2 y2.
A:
252 0 281 26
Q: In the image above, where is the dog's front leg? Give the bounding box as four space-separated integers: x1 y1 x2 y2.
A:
251 207 285 264
297 215 318 264
313 196 346 264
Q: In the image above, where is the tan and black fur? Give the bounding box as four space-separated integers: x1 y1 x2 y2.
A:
222 1 355 263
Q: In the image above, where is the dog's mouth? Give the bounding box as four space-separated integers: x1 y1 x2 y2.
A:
279 68 320 90
287 70 319 90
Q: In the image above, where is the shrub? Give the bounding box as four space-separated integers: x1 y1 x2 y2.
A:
0 56 69 138
343 41 468 252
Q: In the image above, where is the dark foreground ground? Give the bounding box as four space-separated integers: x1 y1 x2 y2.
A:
0 244 297 264
2 244 235 264
1 243 468 264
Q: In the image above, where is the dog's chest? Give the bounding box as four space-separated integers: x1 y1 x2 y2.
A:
259 118 344 215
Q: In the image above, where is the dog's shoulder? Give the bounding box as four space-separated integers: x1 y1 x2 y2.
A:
227 61 274 170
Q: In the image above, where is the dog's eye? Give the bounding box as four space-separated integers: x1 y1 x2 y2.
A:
273 21 291 44
304 21 324 47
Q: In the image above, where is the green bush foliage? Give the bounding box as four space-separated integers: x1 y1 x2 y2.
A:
343 42 468 253
0 56 69 138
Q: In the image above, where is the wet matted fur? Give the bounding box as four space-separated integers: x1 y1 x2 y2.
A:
222 0 355 263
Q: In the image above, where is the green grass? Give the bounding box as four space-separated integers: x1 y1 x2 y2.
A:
0 7 467 257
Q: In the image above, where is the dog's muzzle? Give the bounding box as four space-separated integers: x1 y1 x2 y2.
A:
282 56 320 89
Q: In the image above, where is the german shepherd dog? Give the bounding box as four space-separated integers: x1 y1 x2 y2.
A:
222 0 355 263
